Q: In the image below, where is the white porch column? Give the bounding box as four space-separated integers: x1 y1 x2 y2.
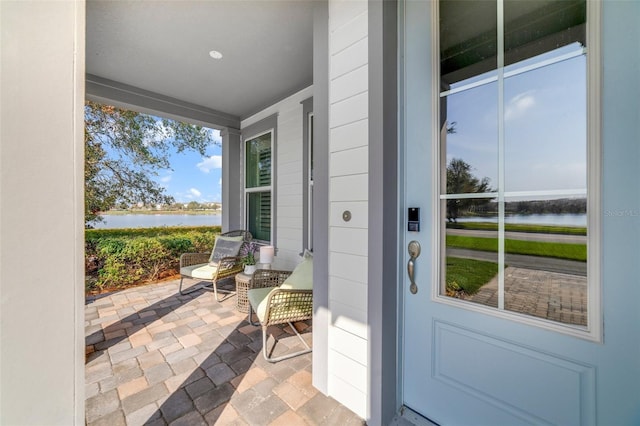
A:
221 127 242 232
326 0 370 418
1 0 85 424
312 0 330 397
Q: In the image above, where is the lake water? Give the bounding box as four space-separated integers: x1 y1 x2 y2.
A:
456 213 587 227
93 212 586 229
93 214 222 229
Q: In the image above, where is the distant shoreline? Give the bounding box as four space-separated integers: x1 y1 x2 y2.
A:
101 210 221 216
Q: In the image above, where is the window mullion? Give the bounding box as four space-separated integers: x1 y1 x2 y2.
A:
497 0 506 311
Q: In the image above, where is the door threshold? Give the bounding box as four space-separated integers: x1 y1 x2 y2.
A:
390 406 439 426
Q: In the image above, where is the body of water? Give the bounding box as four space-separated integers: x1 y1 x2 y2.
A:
94 213 586 229
93 214 222 229
456 213 587 227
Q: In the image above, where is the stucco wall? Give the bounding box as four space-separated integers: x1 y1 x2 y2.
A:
0 1 85 424
327 0 370 417
241 87 313 271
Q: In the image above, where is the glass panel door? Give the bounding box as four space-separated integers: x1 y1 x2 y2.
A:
438 0 590 328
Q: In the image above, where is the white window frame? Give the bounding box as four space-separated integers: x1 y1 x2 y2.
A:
301 96 314 253
431 0 602 342
244 129 274 244
307 112 314 251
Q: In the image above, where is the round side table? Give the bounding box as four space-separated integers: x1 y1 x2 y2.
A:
235 272 253 313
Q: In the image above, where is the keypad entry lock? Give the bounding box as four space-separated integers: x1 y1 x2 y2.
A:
407 240 421 294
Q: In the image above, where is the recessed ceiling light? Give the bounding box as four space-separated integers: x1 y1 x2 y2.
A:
209 50 223 60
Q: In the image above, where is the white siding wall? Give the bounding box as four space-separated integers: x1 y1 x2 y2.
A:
328 0 369 418
241 87 313 271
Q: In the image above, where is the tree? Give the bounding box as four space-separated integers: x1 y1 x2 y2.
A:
446 158 492 222
84 101 216 226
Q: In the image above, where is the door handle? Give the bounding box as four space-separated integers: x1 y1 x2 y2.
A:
407 240 421 294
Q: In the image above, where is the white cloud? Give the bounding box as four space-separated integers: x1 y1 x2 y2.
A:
160 173 172 183
218 178 222 186
505 91 536 121
189 188 202 198
211 129 223 145
196 155 222 173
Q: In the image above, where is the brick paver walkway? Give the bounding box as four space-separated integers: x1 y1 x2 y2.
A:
85 278 364 425
466 266 587 326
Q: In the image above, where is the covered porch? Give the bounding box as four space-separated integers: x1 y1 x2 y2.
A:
82 2 350 421
81 0 383 422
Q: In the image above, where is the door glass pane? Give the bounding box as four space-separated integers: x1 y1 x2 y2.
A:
441 83 499 194
245 133 271 188
502 196 587 326
442 198 499 304
247 191 271 242
504 53 586 193
440 0 497 90
504 0 586 70
438 0 590 328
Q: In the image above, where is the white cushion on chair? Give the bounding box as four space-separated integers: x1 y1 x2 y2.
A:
280 256 313 290
248 257 314 324
180 263 218 280
247 287 275 323
247 256 313 322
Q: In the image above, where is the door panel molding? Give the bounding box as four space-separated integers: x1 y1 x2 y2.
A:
433 320 596 426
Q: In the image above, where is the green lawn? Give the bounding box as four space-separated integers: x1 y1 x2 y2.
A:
446 256 498 295
446 221 587 236
446 235 587 262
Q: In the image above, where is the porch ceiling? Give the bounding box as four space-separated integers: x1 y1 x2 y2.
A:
86 0 314 122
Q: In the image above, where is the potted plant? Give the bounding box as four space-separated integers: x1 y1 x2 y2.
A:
243 242 258 275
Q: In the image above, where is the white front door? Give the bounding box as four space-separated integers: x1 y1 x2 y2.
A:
400 1 617 424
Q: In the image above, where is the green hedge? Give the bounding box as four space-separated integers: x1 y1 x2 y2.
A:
86 226 221 292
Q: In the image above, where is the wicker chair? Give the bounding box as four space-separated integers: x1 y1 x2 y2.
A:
247 268 313 362
178 230 252 301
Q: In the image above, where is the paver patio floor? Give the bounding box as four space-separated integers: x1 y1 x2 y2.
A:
465 266 587 326
85 278 364 425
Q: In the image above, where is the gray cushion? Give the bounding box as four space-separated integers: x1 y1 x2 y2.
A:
209 236 243 264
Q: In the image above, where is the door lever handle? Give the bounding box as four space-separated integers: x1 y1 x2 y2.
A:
407 240 421 294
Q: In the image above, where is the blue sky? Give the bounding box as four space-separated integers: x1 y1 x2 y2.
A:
155 128 223 203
